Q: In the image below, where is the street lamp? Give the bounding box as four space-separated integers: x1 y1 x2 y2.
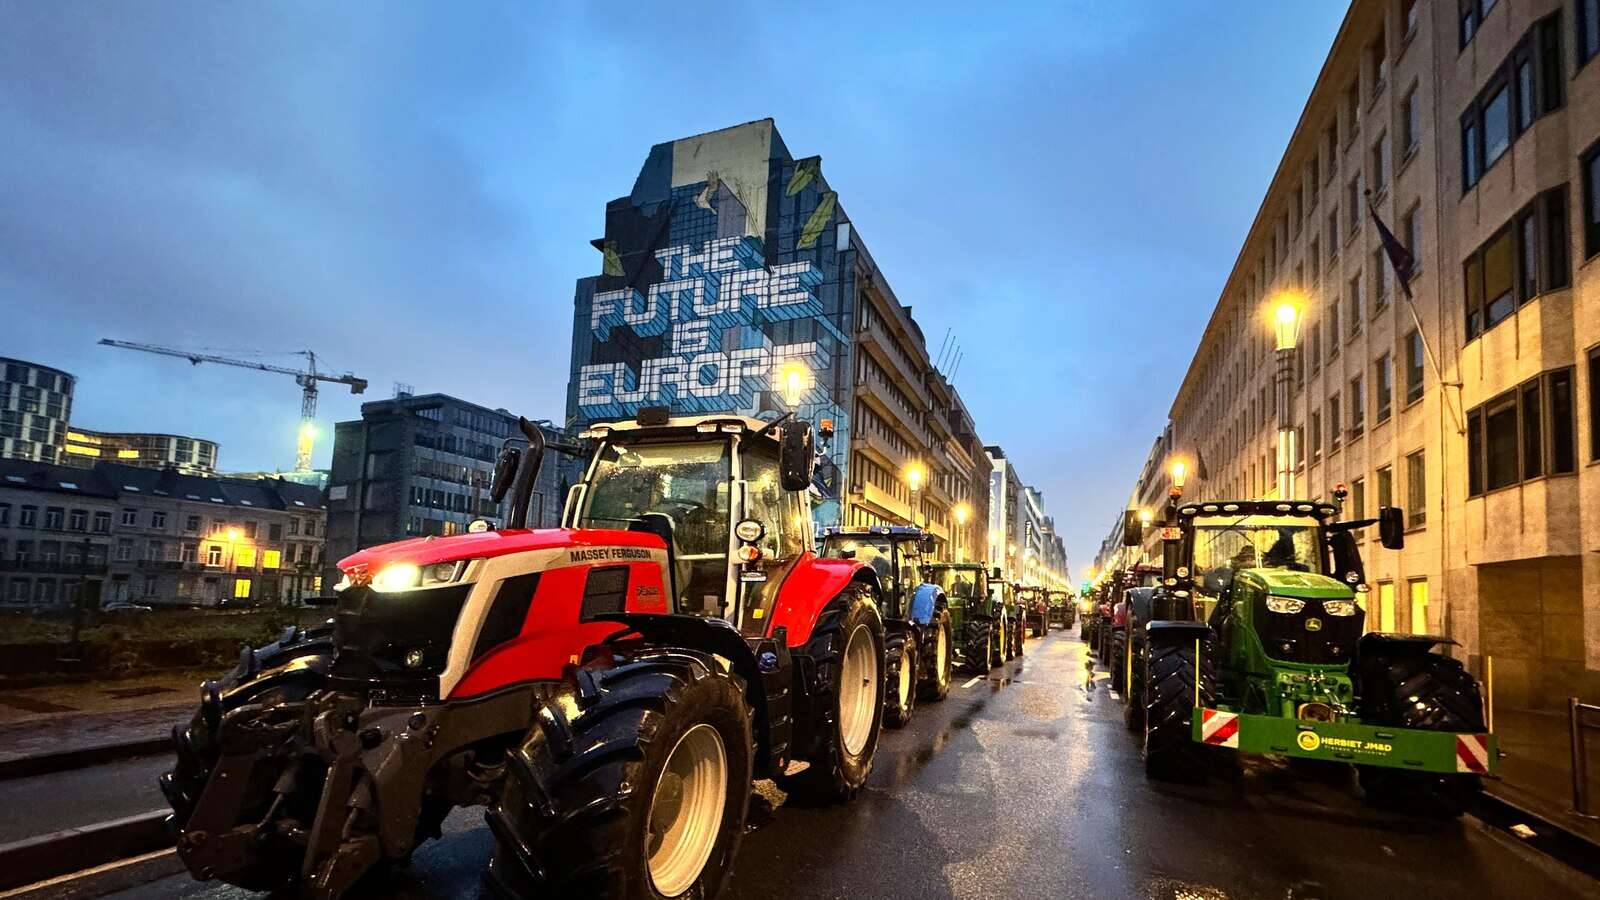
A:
904 461 926 527
1272 294 1304 500
953 503 971 561
778 361 809 409
1169 461 1187 496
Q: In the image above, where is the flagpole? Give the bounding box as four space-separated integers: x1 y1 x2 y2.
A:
1365 191 1465 435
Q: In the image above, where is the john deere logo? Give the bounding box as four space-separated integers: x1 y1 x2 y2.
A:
1297 731 1322 751
1305 617 1323 632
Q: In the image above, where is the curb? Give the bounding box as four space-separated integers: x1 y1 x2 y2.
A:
0 737 169 782
0 810 173 892
1472 788 1600 881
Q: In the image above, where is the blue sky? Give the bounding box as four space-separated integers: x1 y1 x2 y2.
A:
1 1 1348 572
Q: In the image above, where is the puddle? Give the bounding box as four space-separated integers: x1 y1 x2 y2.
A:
102 685 177 699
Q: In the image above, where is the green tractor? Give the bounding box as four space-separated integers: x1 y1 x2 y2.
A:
1125 490 1494 815
926 562 1020 672
1048 589 1074 630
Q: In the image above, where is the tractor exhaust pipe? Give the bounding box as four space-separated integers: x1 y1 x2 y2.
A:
506 418 547 530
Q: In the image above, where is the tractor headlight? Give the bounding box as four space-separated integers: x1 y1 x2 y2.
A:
1265 596 1306 614
371 561 462 592
1321 599 1358 616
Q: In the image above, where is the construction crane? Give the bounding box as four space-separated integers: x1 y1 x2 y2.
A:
99 339 368 473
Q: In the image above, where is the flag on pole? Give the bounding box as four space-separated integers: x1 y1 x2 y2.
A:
1366 192 1416 299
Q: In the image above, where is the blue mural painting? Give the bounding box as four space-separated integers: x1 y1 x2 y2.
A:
566 120 856 524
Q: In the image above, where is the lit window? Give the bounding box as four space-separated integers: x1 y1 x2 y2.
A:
262 549 281 569
234 579 252 600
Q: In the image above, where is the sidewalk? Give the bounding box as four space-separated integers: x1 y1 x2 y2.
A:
0 672 204 766
1486 705 1600 850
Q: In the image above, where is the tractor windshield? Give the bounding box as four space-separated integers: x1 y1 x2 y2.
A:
581 440 732 613
1189 515 1322 582
930 567 982 601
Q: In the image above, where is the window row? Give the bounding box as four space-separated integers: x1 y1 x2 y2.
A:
1467 368 1577 496
1463 188 1570 340
1461 13 1564 190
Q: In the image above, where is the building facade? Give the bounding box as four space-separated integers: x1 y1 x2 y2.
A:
0 357 74 465
1 458 326 609
62 429 219 476
325 393 568 581
1144 0 1599 707
565 119 993 545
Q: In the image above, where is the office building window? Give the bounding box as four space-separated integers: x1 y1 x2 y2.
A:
92 511 110 534
1372 248 1389 307
1406 450 1426 527
120 508 136 526
207 545 223 566
1372 133 1389 193
151 511 166 529
1409 578 1430 634
1347 274 1363 335
1377 465 1393 511
1328 207 1340 256
1402 86 1421 155
1349 375 1365 436
1585 142 1600 259
1592 347 1600 462
1375 353 1393 423
1405 330 1425 403
1580 0 1600 66
1330 394 1343 451
1466 367 1578 494
1465 189 1571 340
1311 409 1323 460
1347 177 1362 233
1351 477 1366 521
1463 13 1565 189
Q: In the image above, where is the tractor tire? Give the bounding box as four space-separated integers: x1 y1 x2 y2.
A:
884 629 917 729
779 584 885 804
919 611 953 702
1355 648 1485 817
1110 631 1128 695
1123 638 1146 733
484 650 753 900
160 624 333 891
1143 633 1217 782
962 617 994 674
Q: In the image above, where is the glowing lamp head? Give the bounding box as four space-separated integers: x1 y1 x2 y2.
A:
954 503 971 525
1138 508 1153 526
1273 294 1304 350
1170 461 1188 490
905 462 926 493
225 527 242 541
778 362 809 408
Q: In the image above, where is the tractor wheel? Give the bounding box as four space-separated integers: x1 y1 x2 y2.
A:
780 584 885 803
485 650 753 900
1143 632 1217 782
1110 631 1128 694
1123 638 1146 733
919 611 953 702
1355 648 1485 817
160 625 333 891
962 617 994 674
884 629 917 729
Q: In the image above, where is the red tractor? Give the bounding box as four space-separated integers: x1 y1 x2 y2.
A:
162 409 886 900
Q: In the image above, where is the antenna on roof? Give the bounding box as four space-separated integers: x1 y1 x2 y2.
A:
935 328 953 370
394 382 414 399
949 349 963 381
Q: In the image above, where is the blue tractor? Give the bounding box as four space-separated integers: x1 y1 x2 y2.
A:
819 526 954 727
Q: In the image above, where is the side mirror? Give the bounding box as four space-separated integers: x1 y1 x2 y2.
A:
490 445 521 504
1378 506 1405 550
1329 531 1366 588
780 420 815 492
1122 510 1143 547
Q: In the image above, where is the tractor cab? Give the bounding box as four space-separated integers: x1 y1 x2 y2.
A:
568 410 818 638
817 525 933 624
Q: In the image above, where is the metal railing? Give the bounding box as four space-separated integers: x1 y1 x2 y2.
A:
1569 698 1600 819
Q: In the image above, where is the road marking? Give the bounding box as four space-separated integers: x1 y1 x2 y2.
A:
961 676 982 688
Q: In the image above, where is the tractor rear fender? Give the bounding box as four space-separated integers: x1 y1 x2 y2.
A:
1357 632 1458 656
1144 620 1215 644
593 612 790 776
768 553 880 647
909 584 944 628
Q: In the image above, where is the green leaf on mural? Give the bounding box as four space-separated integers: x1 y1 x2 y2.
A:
786 157 820 196
797 191 837 249
601 240 624 276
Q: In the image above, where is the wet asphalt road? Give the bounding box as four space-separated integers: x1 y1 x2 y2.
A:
99 631 1594 900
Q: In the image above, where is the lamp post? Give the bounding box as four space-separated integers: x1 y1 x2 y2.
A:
904 461 925 528
954 503 971 562
1273 296 1303 500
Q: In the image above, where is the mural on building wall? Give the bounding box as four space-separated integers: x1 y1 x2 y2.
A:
567 121 854 524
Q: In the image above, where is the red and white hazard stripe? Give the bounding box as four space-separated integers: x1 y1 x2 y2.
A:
1199 709 1239 748
1456 734 1491 773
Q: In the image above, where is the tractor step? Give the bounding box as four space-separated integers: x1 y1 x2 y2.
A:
1190 707 1496 776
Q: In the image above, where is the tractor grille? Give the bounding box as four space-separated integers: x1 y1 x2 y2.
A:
331 583 474 700
1254 596 1363 666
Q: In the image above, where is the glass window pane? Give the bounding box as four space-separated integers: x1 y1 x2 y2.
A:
1516 60 1535 131
1463 122 1480 185
1468 410 1484 495
1518 213 1539 301
1464 254 1484 337
1548 369 1576 474
1483 229 1515 326
1485 397 1519 490
1545 189 1569 289
1522 381 1543 479
1483 86 1511 167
